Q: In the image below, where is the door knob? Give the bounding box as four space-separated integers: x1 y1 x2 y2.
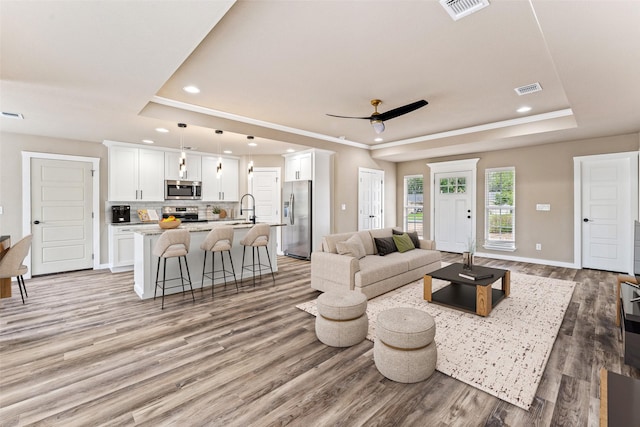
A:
467 216 471 219
33 220 40 224
583 218 590 222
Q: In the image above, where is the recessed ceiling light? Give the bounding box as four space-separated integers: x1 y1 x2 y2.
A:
155 127 169 133
248 142 257 147
374 137 383 142
142 139 154 144
223 150 232 154
286 149 295 153
183 85 200 94
517 106 532 113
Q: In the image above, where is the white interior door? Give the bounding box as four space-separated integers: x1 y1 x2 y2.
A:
250 167 282 252
31 158 94 275
434 171 473 253
580 156 631 272
358 168 384 231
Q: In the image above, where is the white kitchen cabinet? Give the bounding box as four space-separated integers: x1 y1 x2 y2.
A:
284 151 312 181
108 145 165 201
165 152 202 181
109 225 135 272
202 156 239 201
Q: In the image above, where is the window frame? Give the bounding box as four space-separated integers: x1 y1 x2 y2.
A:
403 175 424 238
484 167 516 251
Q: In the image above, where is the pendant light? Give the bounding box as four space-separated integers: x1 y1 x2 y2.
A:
247 135 254 179
178 123 187 179
215 129 223 178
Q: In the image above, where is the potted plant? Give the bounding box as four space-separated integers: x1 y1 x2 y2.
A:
463 238 475 270
211 206 221 220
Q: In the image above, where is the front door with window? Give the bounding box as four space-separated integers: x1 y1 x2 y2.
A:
434 171 473 252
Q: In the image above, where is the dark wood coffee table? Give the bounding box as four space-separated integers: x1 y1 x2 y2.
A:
423 263 510 317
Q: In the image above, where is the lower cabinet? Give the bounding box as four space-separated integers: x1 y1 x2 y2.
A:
109 225 136 272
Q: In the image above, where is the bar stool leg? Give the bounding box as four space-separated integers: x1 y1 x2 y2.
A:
264 246 275 283
241 246 247 283
17 276 25 304
227 251 239 292
201 251 208 294
161 258 167 310
154 258 161 300
220 252 228 288
183 256 195 303
252 247 257 287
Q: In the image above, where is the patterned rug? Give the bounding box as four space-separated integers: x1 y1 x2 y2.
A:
296 272 577 410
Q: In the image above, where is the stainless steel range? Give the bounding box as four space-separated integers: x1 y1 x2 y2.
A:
161 206 206 222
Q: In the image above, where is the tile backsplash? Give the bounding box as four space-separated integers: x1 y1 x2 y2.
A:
106 201 241 223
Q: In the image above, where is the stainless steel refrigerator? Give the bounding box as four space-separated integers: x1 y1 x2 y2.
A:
282 180 312 260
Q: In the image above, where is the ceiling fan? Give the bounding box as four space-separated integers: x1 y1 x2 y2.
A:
327 99 428 134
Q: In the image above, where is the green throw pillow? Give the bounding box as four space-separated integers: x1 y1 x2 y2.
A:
392 233 415 253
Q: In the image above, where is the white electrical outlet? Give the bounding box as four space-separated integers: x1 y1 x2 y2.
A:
536 243 542 250
341 204 346 211
0 206 3 215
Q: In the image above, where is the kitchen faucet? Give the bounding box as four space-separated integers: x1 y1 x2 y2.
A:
239 193 256 224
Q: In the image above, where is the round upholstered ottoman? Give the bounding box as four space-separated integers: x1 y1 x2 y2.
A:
374 307 437 383
315 291 368 347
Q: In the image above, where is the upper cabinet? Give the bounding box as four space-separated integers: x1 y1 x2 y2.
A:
108 145 165 202
201 156 239 201
284 151 313 181
165 152 202 181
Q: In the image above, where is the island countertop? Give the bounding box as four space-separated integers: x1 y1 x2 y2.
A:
132 222 284 300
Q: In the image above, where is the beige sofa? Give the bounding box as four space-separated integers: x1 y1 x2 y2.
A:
311 227 441 299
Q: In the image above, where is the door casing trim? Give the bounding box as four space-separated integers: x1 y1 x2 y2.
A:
22 151 101 277
427 158 479 243
573 151 639 273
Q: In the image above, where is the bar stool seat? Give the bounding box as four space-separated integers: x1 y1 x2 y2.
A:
153 229 195 309
240 223 275 286
201 226 238 297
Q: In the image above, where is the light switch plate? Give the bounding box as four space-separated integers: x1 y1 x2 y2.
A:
0 206 3 215
536 204 551 211
341 204 346 211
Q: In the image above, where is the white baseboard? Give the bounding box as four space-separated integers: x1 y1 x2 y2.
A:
473 251 579 269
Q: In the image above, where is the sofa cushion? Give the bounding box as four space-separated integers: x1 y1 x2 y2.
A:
393 229 420 248
336 234 366 259
402 248 441 270
356 230 376 255
356 254 408 287
374 237 397 256
392 233 415 253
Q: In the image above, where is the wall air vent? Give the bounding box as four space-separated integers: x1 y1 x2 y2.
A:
515 82 543 96
1 111 24 119
440 0 490 21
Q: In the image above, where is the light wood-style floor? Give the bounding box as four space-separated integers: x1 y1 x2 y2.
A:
1 254 638 426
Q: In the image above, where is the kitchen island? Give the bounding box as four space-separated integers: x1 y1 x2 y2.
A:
133 222 283 299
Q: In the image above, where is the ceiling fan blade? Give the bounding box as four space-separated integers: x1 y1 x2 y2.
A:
376 100 428 122
326 113 373 120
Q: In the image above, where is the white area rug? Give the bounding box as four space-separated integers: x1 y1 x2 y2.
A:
296 272 577 410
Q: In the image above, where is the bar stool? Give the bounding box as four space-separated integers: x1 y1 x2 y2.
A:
153 229 195 309
200 226 238 297
240 223 275 286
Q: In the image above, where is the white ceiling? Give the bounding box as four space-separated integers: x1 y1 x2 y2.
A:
2 0 639 161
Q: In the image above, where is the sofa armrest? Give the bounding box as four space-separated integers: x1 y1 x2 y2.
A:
311 251 360 290
419 239 437 250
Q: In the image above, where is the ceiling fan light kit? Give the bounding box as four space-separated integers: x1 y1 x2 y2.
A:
327 98 428 134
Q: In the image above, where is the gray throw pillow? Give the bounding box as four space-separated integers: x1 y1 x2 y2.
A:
374 237 397 256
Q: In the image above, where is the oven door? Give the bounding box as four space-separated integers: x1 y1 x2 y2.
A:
165 180 201 200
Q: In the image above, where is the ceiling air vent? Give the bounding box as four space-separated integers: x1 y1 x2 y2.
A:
440 0 490 21
514 82 543 96
1 111 24 119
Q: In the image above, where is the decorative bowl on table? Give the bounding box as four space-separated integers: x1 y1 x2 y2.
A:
158 218 181 229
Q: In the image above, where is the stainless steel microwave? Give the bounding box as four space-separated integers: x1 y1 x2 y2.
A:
165 180 202 200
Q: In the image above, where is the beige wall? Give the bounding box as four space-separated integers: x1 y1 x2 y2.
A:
396 133 640 263
2 130 638 269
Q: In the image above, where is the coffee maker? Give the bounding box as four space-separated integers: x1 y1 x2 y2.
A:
111 205 131 223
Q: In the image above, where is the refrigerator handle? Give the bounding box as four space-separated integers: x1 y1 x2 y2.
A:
290 193 295 225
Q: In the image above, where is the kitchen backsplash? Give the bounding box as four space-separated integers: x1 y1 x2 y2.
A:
106 201 241 223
